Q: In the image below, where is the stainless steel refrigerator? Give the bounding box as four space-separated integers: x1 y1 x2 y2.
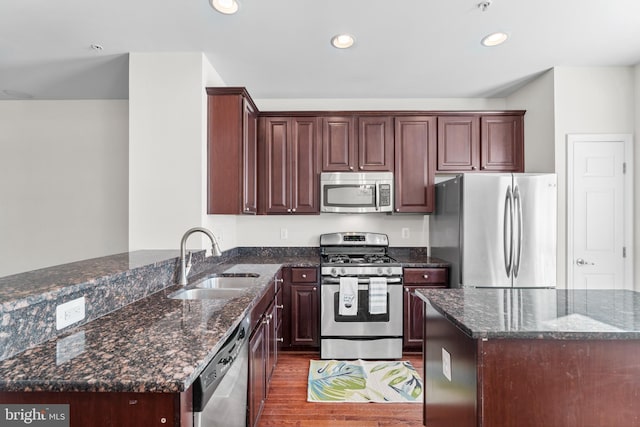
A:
430 173 557 288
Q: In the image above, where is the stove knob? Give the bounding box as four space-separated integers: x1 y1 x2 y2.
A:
341 268 346 275
331 268 337 277
387 267 393 275
377 267 383 275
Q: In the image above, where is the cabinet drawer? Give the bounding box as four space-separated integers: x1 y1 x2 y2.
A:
404 268 448 285
291 267 317 283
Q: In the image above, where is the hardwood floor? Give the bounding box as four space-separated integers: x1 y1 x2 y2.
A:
258 352 424 427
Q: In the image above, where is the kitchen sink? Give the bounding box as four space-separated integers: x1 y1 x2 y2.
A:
194 273 261 289
167 288 246 300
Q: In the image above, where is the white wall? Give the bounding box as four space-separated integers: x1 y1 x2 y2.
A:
506 69 555 173
129 53 226 251
552 66 636 287
635 64 640 288
0 100 128 276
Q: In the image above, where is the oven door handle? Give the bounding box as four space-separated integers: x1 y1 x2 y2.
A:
321 277 402 285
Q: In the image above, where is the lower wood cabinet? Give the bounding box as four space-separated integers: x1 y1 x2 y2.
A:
248 271 283 427
403 267 448 352
282 267 320 349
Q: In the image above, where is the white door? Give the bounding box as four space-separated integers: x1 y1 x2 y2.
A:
567 134 633 290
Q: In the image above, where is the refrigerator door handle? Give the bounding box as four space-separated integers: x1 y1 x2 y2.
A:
513 185 523 278
503 185 513 277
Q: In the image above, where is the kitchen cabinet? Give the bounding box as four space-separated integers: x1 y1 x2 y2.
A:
321 116 393 172
480 115 524 172
248 273 282 427
437 115 480 172
259 116 320 214
206 87 258 214
394 116 437 213
436 113 524 173
403 267 448 352
282 267 320 349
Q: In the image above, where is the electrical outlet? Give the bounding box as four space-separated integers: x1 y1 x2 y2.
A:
402 228 410 239
56 297 86 330
280 228 288 240
442 347 452 381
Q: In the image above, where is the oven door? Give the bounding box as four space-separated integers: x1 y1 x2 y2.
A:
320 282 402 337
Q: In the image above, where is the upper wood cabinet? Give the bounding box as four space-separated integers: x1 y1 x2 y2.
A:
437 113 524 173
394 116 437 213
321 116 393 172
206 87 258 214
259 116 320 214
480 115 524 172
437 115 480 172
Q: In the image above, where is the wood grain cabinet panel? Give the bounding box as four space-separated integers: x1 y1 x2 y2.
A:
322 116 356 171
480 115 524 172
437 115 480 171
281 267 320 349
206 87 258 214
358 116 394 171
394 116 437 213
404 268 448 352
260 117 320 214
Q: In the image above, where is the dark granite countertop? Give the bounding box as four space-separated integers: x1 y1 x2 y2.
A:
0 262 282 393
0 247 444 394
416 288 640 340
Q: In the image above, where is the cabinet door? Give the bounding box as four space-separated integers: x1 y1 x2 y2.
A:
291 118 320 213
480 115 524 172
262 117 291 214
394 116 437 213
437 116 480 172
358 116 394 171
403 285 425 351
266 301 278 387
290 283 320 347
249 322 267 427
243 99 258 213
322 116 356 171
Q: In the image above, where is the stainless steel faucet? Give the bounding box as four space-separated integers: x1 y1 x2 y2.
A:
178 227 222 285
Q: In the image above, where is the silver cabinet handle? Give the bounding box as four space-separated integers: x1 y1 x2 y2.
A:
302 274 307 278
423 274 429 279
576 258 595 266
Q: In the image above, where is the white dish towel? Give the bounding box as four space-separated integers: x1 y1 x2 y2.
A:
338 277 358 316
368 277 388 315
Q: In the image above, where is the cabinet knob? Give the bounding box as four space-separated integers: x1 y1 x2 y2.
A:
312 286 317 291
405 287 409 292
276 337 284 343
275 278 284 283
302 274 307 278
471 166 476 170
396 208 400 212
292 208 296 212
480 166 485 170
423 274 429 279
276 304 284 309
160 418 167 424
349 166 354 171
287 208 291 212
359 166 364 170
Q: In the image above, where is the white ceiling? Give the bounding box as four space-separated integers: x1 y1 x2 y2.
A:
1 0 639 100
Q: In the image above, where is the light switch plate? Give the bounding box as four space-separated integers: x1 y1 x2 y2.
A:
56 297 86 330
442 347 452 381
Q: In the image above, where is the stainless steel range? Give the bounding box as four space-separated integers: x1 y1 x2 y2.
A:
320 232 403 359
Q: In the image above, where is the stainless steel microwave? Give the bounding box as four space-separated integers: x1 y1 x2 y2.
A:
320 172 394 213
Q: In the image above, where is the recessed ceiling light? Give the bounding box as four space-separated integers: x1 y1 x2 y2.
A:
331 34 355 49
90 44 104 52
481 32 508 47
211 0 239 14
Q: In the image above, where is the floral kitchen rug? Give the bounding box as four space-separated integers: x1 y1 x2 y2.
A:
307 359 423 403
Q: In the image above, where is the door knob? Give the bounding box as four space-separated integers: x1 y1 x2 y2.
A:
576 258 595 266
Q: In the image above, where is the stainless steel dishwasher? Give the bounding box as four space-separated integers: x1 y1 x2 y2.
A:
193 314 250 427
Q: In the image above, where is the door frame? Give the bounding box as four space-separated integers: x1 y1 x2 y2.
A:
566 133 634 289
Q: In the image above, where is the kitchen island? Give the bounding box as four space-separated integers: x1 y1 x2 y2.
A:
416 288 640 427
